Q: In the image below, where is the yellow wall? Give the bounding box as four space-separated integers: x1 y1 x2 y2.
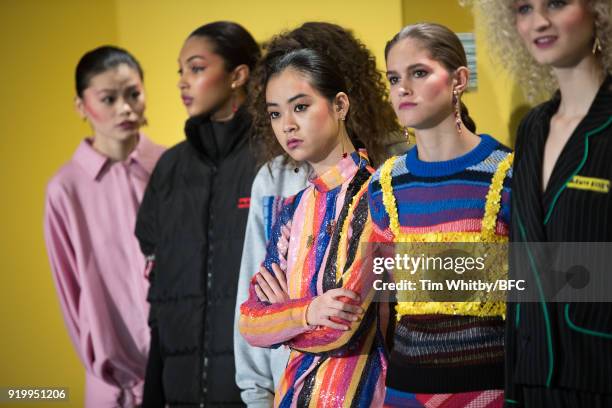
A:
0 1 117 406
115 0 403 146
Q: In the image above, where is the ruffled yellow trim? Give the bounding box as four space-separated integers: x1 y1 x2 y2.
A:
378 153 514 319
482 153 513 241
379 156 401 239
396 301 506 319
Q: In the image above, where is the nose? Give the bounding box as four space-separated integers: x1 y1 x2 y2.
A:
532 8 552 31
282 114 297 134
177 72 187 90
119 97 134 116
398 78 412 97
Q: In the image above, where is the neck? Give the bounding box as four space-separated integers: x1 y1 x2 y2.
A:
553 55 604 117
92 133 139 161
414 115 480 162
310 130 356 176
211 91 246 122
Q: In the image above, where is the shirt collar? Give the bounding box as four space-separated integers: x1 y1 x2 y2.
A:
310 149 369 192
73 134 158 180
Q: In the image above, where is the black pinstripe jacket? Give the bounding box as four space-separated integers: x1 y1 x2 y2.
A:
506 75 612 405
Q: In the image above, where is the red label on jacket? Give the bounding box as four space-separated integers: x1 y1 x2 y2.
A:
238 197 250 209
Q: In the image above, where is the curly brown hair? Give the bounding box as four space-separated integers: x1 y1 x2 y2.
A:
470 0 612 101
249 22 400 167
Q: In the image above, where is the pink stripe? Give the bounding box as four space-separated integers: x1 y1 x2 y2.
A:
398 218 483 234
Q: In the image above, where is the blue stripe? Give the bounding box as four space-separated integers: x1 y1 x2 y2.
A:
310 188 339 294
263 196 275 241
384 387 423 407
396 198 485 214
278 354 316 408
355 349 382 407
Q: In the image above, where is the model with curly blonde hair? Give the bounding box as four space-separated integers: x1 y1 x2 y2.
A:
475 0 611 101
476 1 612 406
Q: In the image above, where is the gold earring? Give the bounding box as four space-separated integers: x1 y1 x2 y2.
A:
453 89 462 137
592 36 602 55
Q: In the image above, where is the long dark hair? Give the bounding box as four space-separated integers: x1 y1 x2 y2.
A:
75 45 143 97
385 23 477 133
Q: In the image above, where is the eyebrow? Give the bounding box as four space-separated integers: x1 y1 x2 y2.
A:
387 63 430 75
266 93 310 108
186 55 206 63
95 89 117 95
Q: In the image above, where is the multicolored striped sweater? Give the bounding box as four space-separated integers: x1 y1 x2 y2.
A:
239 151 387 407
368 134 513 395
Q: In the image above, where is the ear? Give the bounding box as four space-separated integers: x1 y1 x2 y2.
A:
334 92 350 120
452 67 470 95
74 96 87 120
230 64 250 90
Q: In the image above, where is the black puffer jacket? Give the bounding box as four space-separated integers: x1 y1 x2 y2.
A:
136 106 257 407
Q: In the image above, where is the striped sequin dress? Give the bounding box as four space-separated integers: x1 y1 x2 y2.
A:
240 151 387 407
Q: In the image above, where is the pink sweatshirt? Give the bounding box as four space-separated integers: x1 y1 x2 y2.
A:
43 135 165 407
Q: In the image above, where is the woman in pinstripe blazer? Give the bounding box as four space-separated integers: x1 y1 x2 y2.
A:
477 0 612 406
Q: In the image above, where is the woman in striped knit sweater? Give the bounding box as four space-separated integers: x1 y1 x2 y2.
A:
239 44 388 406
372 23 513 407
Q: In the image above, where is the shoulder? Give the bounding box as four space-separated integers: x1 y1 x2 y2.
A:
45 160 85 205
515 99 556 148
470 135 514 184
148 141 188 180
140 134 167 162
370 153 409 193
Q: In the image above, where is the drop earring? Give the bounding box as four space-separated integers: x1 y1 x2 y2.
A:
453 89 462 138
339 111 348 158
592 36 602 55
231 83 238 113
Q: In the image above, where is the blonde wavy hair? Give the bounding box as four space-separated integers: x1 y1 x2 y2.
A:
467 0 611 101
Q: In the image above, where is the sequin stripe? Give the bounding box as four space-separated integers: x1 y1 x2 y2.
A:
278 353 317 408
321 168 372 292
481 153 513 242
303 357 332 408
311 189 341 294
336 178 371 283
315 347 357 407
291 192 317 297
344 322 379 407
395 301 506 319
